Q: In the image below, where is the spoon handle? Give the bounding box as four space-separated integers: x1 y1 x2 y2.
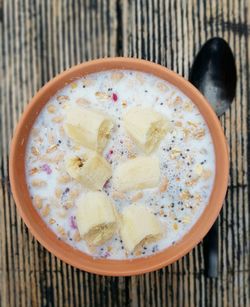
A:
203 219 218 277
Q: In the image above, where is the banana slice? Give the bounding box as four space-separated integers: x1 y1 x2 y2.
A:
113 156 160 192
120 204 163 252
124 106 170 153
64 106 113 152
65 152 112 190
76 192 117 246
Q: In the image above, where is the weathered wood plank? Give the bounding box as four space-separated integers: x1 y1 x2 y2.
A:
0 0 249 306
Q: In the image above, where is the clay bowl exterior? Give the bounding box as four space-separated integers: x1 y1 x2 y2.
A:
9 58 229 276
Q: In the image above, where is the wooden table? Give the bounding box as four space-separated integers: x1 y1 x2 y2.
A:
1 1 249 306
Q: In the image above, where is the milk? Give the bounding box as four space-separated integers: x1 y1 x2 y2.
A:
26 70 215 259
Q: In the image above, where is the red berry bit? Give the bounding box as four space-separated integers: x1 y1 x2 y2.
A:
112 93 118 102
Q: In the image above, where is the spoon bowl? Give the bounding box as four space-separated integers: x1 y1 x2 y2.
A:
189 37 236 116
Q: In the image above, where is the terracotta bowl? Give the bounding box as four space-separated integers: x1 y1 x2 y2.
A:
9 58 229 276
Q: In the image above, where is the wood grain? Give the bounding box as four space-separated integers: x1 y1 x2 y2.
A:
0 0 249 306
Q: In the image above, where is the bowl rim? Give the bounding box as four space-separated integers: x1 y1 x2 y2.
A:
9 57 229 276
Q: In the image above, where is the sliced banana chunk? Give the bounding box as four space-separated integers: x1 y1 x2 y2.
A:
124 106 171 153
113 156 160 192
76 192 117 246
65 152 112 190
120 204 163 252
64 106 113 152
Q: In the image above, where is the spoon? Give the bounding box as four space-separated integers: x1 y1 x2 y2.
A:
189 37 236 277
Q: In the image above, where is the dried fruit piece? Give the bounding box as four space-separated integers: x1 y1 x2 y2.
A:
122 100 127 108
185 178 198 187
70 82 77 89
82 79 92 86
29 168 39 175
57 95 69 102
184 100 194 111
49 218 56 225
31 146 40 156
46 144 58 153
183 216 191 224
59 126 65 137
131 192 143 202
57 225 67 238
112 191 126 200
187 121 198 127
75 97 90 106
34 195 43 209
194 164 203 176
64 201 73 209
159 177 168 192
95 92 110 100
175 121 182 127
111 71 124 81
135 72 145 84
47 105 56 113
41 204 50 217
58 174 72 184
193 128 205 139
52 116 63 123
170 148 181 159
31 179 47 187
173 96 182 105
55 188 62 199
202 169 212 180
58 209 67 218
73 231 81 242
156 82 169 92
180 190 192 200
68 189 80 200
173 223 178 230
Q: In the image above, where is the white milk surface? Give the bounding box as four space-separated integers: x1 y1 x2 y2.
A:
25 70 215 259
